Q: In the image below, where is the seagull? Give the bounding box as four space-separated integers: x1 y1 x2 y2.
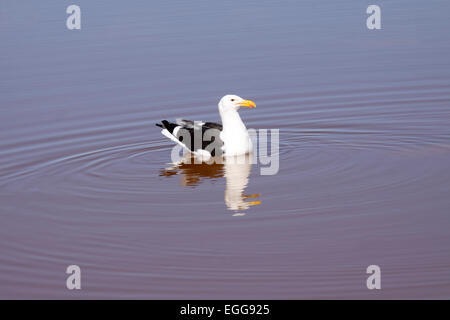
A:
156 95 256 158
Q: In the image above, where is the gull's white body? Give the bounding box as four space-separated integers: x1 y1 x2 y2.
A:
219 105 253 156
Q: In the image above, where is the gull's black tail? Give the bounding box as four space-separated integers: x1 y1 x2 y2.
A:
155 120 178 134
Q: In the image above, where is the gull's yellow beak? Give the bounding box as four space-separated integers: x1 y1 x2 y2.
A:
238 99 256 108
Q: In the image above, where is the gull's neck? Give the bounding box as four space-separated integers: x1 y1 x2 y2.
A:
219 109 247 132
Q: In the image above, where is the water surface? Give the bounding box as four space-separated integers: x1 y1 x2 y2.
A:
1 0 450 299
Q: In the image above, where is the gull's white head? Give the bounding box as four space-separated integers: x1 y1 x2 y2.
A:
218 94 256 113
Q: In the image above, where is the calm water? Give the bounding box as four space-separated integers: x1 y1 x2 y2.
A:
1 0 450 299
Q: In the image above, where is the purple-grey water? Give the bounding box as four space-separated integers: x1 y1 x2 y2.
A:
1 0 450 299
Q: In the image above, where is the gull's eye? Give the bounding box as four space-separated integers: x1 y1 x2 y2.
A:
231 99 235 101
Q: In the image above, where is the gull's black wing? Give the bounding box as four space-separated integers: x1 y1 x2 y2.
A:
156 119 223 156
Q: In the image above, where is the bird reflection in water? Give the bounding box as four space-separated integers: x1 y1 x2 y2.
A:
160 154 261 212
